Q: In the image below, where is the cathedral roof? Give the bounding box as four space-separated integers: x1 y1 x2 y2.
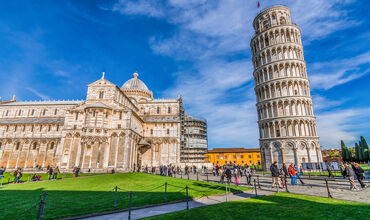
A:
121 71 151 93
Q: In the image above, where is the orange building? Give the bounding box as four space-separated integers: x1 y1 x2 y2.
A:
206 148 261 166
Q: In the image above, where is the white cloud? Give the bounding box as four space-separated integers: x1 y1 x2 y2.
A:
110 0 367 148
316 108 370 148
112 0 165 18
25 88 50 100
309 51 370 90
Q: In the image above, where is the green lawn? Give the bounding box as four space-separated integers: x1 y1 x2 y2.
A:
145 192 370 220
0 173 249 219
0 172 107 184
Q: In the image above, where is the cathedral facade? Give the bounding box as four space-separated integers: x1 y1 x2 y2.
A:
0 72 208 172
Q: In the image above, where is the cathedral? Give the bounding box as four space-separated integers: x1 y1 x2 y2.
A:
0 71 208 172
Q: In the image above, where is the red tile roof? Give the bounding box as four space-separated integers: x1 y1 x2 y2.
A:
208 148 260 153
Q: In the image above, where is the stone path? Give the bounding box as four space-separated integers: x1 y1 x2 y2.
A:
82 190 273 220
184 172 370 204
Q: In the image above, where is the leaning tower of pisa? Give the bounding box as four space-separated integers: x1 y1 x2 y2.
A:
250 6 323 170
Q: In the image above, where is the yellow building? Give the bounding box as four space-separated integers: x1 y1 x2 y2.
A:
206 148 261 166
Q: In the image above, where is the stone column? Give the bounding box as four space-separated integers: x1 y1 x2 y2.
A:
306 147 311 162
281 147 286 164
269 146 274 164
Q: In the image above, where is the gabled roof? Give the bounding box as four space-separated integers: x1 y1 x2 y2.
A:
86 102 111 109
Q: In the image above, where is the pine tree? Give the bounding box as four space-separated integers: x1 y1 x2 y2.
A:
341 140 347 161
359 141 364 162
355 143 359 162
361 136 369 161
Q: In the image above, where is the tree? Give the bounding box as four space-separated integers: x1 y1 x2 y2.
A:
355 143 360 162
341 140 347 161
361 136 369 161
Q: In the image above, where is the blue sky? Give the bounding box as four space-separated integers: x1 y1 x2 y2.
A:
0 0 369 149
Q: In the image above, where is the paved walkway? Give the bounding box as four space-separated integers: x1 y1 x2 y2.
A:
183 172 370 203
83 190 273 220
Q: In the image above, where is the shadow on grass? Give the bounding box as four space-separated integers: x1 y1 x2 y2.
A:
146 193 370 220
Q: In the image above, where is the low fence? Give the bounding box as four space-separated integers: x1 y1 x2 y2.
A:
1 179 245 220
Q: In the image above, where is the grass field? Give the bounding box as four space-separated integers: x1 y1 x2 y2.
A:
0 172 249 219
145 192 370 220
0 172 106 184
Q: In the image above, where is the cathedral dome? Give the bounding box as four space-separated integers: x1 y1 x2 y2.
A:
121 71 150 92
121 71 153 102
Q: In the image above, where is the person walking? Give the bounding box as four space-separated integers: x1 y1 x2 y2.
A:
225 167 232 185
234 173 240 186
295 165 304 185
270 161 282 188
219 167 224 183
327 163 334 178
354 163 366 189
0 167 5 181
245 165 252 185
48 167 53 180
344 163 358 190
289 165 297 185
53 166 59 180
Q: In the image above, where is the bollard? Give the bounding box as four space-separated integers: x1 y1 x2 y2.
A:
187 173 189 180
164 182 167 203
181 172 183 179
325 179 333 198
257 176 261 189
285 176 290 193
186 186 189 210
254 179 257 196
308 172 311 179
114 186 118 209
197 172 199 181
225 183 228 202
128 191 133 220
37 192 47 220
206 172 209 182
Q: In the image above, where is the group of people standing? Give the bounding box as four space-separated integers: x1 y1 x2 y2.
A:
215 164 254 186
270 162 305 188
46 165 60 180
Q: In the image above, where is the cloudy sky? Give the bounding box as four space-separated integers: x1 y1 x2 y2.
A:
0 0 369 149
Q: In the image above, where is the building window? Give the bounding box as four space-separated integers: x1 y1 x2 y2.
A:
75 113 79 120
73 125 77 129
31 125 34 132
241 155 244 159
99 91 104 99
118 124 121 129
14 125 17 132
54 109 58 115
157 107 160 114
250 160 252 163
31 109 34 116
119 112 122 120
43 109 46 115
216 156 219 159
56 125 59 131
16 142 20 150
225 156 227 159
168 107 171 113
167 129 169 135
33 142 37 150
50 142 54 150
234 161 236 164
0 142 2 150
249 155 252 159
216 161 219 164
150 129 153 135
40 125 42 132
5 110 8 116
18 110 22 116
48 125 51 131
233 155 236 159
257 155 260 158
242 161 244 164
